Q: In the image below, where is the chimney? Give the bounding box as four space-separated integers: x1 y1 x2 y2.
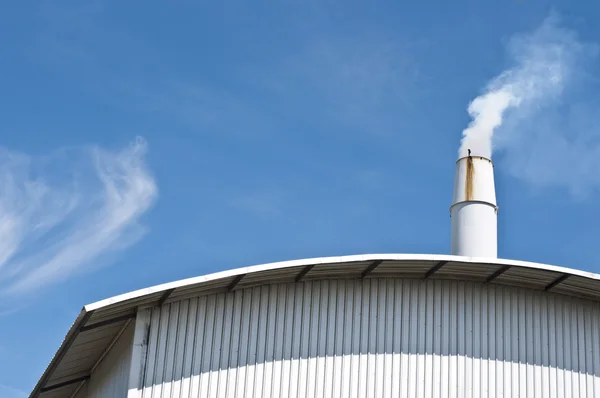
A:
450 152 498 258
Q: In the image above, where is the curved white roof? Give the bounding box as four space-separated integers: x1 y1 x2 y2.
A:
30 253 600 397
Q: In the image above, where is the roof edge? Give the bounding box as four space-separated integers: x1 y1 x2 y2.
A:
32 252 600 397
84 253 600 313
29 308 91 397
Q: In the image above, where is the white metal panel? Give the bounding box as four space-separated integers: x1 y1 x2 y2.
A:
33 254 600 398
87 321 134 398
130 278 600 397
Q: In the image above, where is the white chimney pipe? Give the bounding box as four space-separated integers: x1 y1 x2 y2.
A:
450 153 498 258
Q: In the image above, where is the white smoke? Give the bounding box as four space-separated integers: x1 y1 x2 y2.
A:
459 14 588 159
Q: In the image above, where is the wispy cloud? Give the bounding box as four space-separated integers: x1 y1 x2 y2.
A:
0 138 157 297
462 12 600 197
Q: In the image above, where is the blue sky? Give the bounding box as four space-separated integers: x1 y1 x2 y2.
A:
3 0 600 395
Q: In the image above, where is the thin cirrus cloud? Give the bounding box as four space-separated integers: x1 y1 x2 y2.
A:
0 137 157 296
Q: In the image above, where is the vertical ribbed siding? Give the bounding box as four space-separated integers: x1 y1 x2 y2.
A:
134 279 600 398
87 321 134 398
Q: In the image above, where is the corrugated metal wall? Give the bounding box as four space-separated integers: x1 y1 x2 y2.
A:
134 279 600 398
87 321 134 398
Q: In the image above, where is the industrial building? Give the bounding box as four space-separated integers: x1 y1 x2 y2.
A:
30 155 600 397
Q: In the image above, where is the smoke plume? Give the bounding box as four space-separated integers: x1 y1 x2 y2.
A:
458 13 600 197
459 14 589 159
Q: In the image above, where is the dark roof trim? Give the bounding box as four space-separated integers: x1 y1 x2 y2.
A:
157 288 176 307
40 375 90 393
545 273 570 291
79 313 135 333
295 264 315 282
361 260 383 279
227 274 246 292
485 265 512 284
424 261 448 279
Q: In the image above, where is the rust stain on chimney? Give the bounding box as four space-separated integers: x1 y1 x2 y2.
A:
465 156 474 200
